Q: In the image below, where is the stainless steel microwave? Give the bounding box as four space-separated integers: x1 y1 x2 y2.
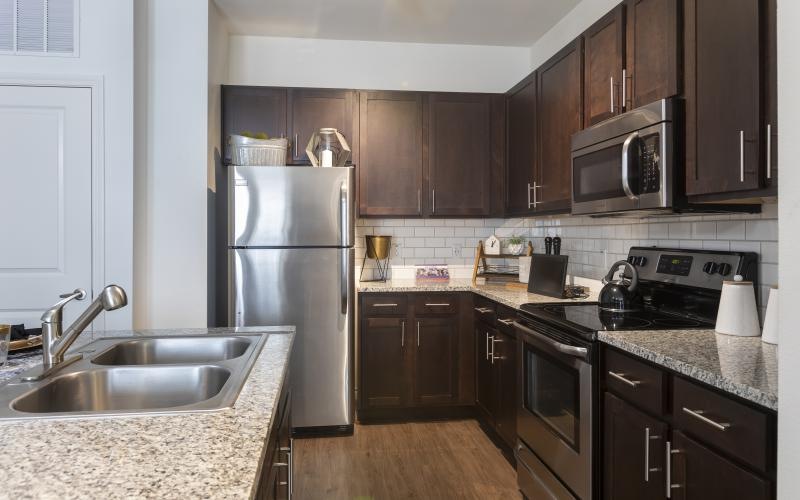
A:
571 98 675 216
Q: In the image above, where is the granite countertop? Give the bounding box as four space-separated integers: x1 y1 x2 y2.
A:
0 326 294 500
357 278 600 309
600 329 778 411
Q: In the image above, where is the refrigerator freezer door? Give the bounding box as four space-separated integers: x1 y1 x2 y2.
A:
231 247 354 429
231 166 355 248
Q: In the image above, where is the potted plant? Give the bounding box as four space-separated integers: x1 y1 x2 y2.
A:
505 235 526 255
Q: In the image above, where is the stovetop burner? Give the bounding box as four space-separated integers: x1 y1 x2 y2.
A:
520 303 712 337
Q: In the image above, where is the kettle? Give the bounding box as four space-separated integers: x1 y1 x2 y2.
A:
599 261 643 312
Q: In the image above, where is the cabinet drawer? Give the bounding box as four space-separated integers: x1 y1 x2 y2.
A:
673 376 771 473
496 305 517 336
414 294 458 315
603 348 666 416
473 296 497 325
362 295 408 316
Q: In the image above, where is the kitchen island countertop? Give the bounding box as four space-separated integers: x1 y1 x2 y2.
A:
0 326 294 500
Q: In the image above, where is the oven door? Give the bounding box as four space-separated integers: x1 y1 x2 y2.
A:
516 320 593 500
571 122 670 216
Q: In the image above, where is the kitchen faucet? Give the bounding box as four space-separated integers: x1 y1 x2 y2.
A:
21 285 128 382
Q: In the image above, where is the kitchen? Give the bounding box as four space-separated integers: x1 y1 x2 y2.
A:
0 0 796 498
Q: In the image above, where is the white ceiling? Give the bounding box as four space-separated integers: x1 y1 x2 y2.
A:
213 0 582 47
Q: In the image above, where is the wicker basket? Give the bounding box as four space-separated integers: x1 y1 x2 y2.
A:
228 135 288 166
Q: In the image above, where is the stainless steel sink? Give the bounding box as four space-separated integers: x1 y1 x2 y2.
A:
0 333 269 419
91 336 253 365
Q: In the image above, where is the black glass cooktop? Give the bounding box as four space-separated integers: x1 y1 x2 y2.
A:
518 303 714 334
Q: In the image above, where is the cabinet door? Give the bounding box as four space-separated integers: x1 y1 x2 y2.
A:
475 325 495 423
361 317 409 408
603 392 667 500
537 39 583 214
684 0 761 196
670 431 770 500
584 5 625 127
358 91 424 217
222 86 287 165
288 88 356 164
493 329 517 449
426 93 492 216
413 317 459 405
505 74 537 216
765 0 777 187
625 0 680 109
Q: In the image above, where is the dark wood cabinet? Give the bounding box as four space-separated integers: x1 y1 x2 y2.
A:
505 74 537 216
287 88 357 165
625 0 680 110
413 317 459 405
358 91 424 217
537 38 583 214
765 0 778 187
475 325 495 423
222 86 287 165
684 0 764 197
670 431 771 500
361 317 409 408
603 392 667 500
256 370 292 500
584 5 625 127
493 327 517 448
425 93 493 216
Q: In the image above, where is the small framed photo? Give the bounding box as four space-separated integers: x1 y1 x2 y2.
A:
415 265 450 284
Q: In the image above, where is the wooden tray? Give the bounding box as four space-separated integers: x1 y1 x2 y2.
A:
9 335 42 352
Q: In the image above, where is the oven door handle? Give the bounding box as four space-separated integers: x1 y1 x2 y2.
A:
515 321 588 359
621 131 640 201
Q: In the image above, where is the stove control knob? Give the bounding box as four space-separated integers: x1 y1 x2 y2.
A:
702 262 718 275
627 256 636 265
636 256 648 267
717 263 733 276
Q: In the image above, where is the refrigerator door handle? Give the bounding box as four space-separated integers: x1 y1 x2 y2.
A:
340 181 348 314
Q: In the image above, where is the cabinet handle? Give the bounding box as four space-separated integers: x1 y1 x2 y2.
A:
739 130 745 182
418 189 421 214
280 445 293 496
766 124 772 179
621 69 627 110
608 371 640 387
401 321 405 347
417 321 420 347
294 133 299 159
527 183 540 208
498 318 515 326
610 76 615 113
491 336 502 364
485 332 490 360
666 440 681 498
425 303 450 307
432 188 436 214
489 334 495 364
372 303 398 307
681 407 731 431
644 427 650 482
527 183 532 208
474 307 492 313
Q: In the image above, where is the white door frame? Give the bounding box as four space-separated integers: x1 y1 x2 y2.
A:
0 74 106 329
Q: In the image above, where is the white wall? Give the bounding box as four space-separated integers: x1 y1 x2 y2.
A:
227 35 530 93
529 0 619 69
778 0 799 496
133 1 209 329
0 0 134 330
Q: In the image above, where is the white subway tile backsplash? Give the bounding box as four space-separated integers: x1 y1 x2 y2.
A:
453 227 475 237
414 227 435 237
746 220 778 241
716 220 746 240
692 222 716 239
668 222 692 239
425 237 445 247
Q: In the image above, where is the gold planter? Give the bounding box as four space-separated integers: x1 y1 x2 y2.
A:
361 235 392 282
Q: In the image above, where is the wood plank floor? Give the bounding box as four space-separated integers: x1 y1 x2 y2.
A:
293 419 522 499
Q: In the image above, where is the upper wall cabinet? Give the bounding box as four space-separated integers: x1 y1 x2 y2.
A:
536 38 584 214
505 73 537 216
426 93 494 217
358 91 424 217
583 5 625 127
287 88 357 165
222 86 287 165
624 0 680 109
684 0 774 199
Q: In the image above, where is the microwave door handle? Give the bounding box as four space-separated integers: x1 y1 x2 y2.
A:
621 131 640 201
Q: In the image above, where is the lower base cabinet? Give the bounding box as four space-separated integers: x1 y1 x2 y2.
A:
256 375 292 500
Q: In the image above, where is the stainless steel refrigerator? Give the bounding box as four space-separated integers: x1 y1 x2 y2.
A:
228 165 354 434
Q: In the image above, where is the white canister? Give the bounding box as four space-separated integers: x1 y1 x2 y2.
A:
715 278 761 337
761 287 778 344
519 256 532 284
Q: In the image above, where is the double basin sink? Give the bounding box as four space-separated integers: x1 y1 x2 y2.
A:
0 333 269 419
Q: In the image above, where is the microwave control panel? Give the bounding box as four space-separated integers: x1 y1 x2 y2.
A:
640 134 660 193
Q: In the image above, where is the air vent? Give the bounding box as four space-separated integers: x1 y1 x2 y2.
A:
0 0 77 55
